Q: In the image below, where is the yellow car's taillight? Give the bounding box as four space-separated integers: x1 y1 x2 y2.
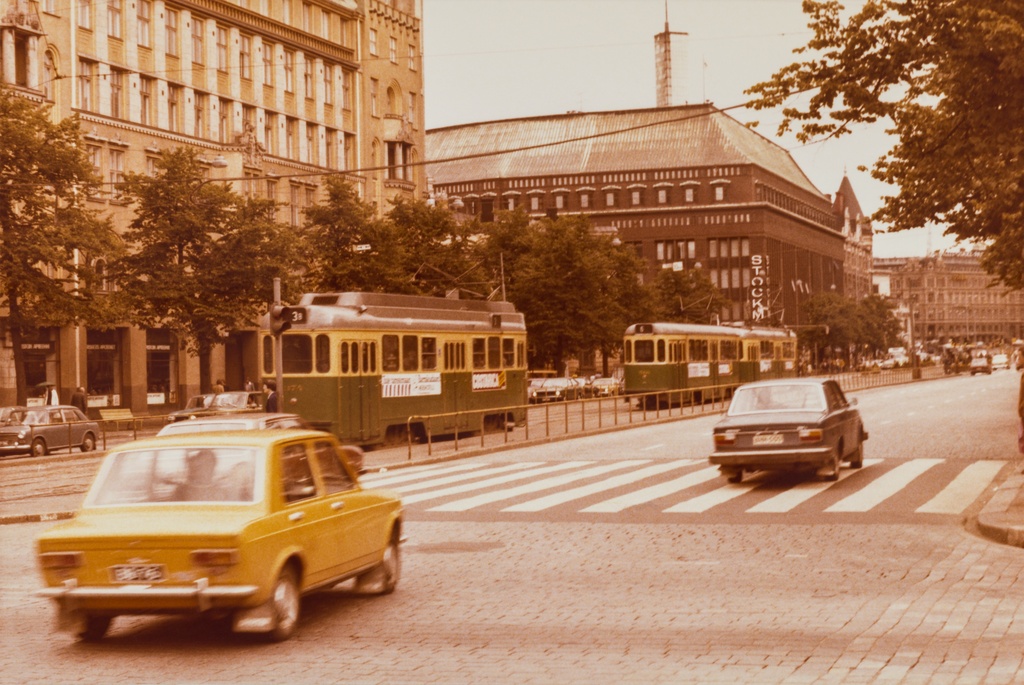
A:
798 428 823 443
39 551 84 570
190 549 240 569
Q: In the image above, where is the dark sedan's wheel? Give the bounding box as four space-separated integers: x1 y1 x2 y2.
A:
80 432 96 453
849 440 864 469
726 469 743 484
356 533 401 595
78 614 112 642
822 449 841 482
266 566 300 642
31 438 47 457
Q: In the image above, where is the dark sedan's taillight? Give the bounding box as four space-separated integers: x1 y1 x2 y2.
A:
714 430 738 446
798 428 823 443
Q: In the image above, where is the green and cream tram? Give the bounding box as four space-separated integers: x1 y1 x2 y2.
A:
259 292 528 446
623 322 797 406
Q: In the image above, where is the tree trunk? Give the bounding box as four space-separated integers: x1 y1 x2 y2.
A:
8 295 27 405
198 339 212 394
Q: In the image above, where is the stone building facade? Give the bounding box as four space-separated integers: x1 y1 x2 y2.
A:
0 0 424 410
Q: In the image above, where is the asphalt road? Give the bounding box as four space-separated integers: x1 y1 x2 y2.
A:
3 369 1023 684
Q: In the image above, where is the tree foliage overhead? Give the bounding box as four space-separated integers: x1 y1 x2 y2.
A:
648 268 730 324
112 147 299 390
747 1 1024 287
0 85 120 402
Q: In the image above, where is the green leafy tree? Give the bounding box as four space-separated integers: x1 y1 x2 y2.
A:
387 197 484 297
855 294 901 356
111 148 299 392
301 177 411 293
0 85 120 403
747 1 1024 287
472 209 538 300
648 268 730 324
502 215 647 373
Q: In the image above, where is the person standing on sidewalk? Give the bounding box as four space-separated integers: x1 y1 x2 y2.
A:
70 387 88 413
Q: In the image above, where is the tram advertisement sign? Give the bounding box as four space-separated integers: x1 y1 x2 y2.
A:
688 362 711 378
472 371 507 391
381 373 441 397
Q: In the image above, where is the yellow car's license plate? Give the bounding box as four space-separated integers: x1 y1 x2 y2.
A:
753 433 784 446
110 564 166 583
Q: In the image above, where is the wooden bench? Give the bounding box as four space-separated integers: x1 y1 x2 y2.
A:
99 408 136 430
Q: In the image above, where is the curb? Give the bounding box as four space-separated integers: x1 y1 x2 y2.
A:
974 473 1024 548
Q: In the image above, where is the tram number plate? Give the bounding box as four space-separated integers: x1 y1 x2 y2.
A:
753 433 784 446
110 564 166 583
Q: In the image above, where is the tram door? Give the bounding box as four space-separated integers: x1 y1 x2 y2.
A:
339 340 381 443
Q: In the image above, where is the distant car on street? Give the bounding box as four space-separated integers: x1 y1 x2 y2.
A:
35 430 402 642
710 379 867 484
166 391 264 422
969 352 993 376
527 377 582 403
585 377 624 398
991 353 1010 371
0 405 100 457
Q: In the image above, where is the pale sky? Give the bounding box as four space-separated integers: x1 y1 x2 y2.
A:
420 0 961 258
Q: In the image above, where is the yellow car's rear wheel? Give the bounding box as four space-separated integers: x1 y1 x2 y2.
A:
267 566 300 642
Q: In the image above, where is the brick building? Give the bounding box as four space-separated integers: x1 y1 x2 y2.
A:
427 104 863 328
0 0 424 410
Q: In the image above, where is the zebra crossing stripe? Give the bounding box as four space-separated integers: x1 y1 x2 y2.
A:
581 464 719 513
915 460 1006 514
501 461 696 512
386 462 545 495
746 459 884 513
428 461 646 512
400 461 590 505
825 458 943 512
363 462 497 488
663 480 759 513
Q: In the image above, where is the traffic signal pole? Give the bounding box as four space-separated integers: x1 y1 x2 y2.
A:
273 277 285 409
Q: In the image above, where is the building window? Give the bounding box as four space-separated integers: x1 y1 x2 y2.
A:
370 78 379 116
282 0 291 24
631 190 642 205
302 2 312 32
107 0 122 38
216 26 228 71
530 196 540 211
191 18 204 63
342 69 352 109
109 71 123 118
109 149 124 199
605 191 615 207
554 195 565 210
43 0 56 14
42 52 56 99
77 60 93 110
304 59 313 95
139 77 152 125
389 36 397 63
385 141 411 180
715 185 725 201
266 178 278 201
286 118 296 158
193 93 205 138
408 43 417 70
305 124 315 164
284 50 294 92
320 9 331 39
239 35 252 79
369 29 377 56
658 188 668 204
166 9 179 56
408 92 416 122
137 0 151 47
264 115 275 153
262 44 274 84
167 86 181 132
685 187 695 202
218 98 231 142
289 184 301 225
87 145 101 180
78 0 92 29
580 193 590 209
322 64 333 104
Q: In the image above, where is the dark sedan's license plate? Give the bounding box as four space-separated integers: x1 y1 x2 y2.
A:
110 564 166 583
753 433 785 446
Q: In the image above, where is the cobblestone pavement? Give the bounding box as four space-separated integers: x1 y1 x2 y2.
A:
5 518 1024 684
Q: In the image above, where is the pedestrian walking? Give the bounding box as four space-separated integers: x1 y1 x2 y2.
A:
70 386 88 413
213 379 225 393
264 380 278 412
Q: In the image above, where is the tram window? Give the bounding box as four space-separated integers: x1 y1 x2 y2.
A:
625 340 632 363
282 335 313 373
340 342 350 373
315 335 330 372
488 337 500 369
689 338 710 362
458 342 466 369
657 339 666 362
760 340 773 360
721 340 739 361
503 338 515 367
402 335 418 372
443 342 451 370
634 340 654 363
262 336 274 374
782 342 795 359
422 337 437 371
382 335 400 372
472 338 486 369
517 341 525 368
368 342 376 372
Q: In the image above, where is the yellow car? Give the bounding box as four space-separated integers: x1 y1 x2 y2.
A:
35 430 403 642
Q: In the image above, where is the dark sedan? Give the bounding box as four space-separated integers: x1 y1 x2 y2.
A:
167 391 264 422
709 379 867 483
0 405 101 457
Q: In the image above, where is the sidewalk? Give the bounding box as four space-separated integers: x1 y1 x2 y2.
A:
974 472 1024 547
